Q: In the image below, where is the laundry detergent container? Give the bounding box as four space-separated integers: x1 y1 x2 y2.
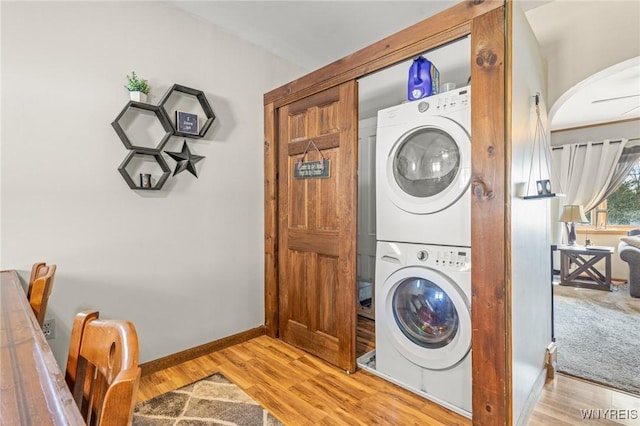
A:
408 56 439 101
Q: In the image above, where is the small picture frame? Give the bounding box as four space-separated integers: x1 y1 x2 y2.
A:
139 173 152 188
176 111 199 135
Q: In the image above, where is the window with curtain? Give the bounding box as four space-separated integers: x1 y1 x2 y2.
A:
600 156 640 226
551 140 640 239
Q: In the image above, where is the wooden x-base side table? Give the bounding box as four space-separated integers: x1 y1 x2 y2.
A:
559 245 614 291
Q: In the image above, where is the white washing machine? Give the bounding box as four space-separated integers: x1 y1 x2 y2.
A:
375 240 472 418
376 86 471 247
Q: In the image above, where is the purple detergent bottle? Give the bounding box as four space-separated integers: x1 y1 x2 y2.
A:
408 56 440 101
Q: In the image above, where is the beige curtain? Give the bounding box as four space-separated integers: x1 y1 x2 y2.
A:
551 139 627 213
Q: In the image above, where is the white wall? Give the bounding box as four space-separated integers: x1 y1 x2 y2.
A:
0 1 306 367
510 3 552 424
526 1 640 109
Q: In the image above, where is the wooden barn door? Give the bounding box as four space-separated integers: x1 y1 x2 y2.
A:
277 81 358 372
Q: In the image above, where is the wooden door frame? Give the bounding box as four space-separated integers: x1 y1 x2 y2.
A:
264 1 509 424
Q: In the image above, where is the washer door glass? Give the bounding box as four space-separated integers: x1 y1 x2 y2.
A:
393 127 460 198
392 277 459 349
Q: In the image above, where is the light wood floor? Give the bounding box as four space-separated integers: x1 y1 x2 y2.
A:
528 374 640 426
138 317 640 425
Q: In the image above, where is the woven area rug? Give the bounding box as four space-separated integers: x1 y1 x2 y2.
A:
133 373 283 425
554 283 640 396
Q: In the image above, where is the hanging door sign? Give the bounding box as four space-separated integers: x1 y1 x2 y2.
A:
294 140 331 179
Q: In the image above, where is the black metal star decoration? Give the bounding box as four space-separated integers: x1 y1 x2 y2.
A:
165 141 204 178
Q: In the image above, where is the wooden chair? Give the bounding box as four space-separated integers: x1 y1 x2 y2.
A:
65 310 141 426
27 261 49 299
29 263 56 327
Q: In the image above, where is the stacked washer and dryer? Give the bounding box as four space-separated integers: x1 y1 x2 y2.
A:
373 86 472 418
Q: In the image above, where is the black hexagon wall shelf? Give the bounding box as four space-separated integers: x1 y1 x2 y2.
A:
112 101 173 153
158 84 216 139
118 150 171 190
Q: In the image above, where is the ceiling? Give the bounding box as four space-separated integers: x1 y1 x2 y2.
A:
169 1 640 129
169 1 458 71
549 57 640 130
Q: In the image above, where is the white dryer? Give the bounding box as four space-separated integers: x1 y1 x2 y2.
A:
376 86 471 247
375 240 472 418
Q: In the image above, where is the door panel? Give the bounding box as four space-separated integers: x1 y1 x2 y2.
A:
288 166 308 228
277 82 357 372
290 113 308 142
317 254 338 336
287 250 309 324
316 150 338 229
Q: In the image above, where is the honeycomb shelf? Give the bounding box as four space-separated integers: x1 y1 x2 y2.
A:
112 83 214 191
111 101 173 153
118 150 171 190
158 84 216 139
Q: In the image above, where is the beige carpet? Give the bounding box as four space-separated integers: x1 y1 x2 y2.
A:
133 373 283 426
554 282 640 315
554 282 640 395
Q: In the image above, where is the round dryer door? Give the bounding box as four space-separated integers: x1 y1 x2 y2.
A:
385 116 470 214
382 266 471 370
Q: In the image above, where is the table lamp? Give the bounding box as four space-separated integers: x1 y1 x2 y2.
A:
560 204 589 245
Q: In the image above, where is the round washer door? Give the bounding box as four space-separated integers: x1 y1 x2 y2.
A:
385 116 470 214
382 266 471 370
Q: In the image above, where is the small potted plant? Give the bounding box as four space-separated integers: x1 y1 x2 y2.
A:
124 71 150 103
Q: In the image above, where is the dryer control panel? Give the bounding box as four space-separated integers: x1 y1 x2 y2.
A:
433 87 470 113
414 85 471 116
